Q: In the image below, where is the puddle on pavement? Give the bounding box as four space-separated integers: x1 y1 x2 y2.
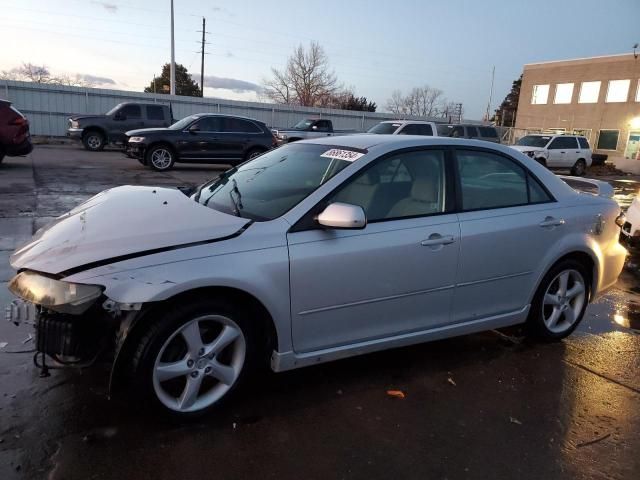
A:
613 302 640 331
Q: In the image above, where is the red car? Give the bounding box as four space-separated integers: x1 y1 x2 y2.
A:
0 99 33 163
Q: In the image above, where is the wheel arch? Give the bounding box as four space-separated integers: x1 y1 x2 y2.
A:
109 285 278 393
529 250 597 306
83 126 108 141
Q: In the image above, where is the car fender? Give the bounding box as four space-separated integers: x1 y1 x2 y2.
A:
79 245 292 352
529 231 602 304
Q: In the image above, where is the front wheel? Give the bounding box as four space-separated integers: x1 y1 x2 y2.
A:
82 131 105 151
526 260 589 341
131 299 257 417
244 147 265 161
146 145 175 171
571 159 587 176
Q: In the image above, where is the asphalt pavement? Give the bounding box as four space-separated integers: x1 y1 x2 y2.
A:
0 145 639 480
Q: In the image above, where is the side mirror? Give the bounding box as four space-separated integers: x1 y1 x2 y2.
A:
114 112 126 121
317 203 366 230
311 125 318 131
188 124 200 133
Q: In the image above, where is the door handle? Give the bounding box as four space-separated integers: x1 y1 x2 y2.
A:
420 234 456 246
560 151 566 154
539 216 565 228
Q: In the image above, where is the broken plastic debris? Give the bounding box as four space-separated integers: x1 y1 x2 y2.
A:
387 390 405 399
447 377 457 387
509 416 522 425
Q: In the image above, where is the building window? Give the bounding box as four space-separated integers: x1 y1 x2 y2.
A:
605 80 630 103
554 83 574 104
597 130 619 150
531 84 549 104
578 81 601 103
636 80 640 102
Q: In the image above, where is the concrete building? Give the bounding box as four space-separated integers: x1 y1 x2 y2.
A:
515 53 640 173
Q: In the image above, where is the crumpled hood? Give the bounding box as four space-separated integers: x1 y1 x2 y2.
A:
10 186 250 275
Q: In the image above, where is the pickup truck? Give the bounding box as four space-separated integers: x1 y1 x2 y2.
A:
273 118 354 144
67 102 173 151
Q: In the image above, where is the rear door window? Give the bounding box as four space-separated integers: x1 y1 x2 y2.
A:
146 105 165 120
223 118 262 133
478 127 497 138
577 137 590 149
548 137 578 149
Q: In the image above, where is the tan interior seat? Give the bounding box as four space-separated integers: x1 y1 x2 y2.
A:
387 176 441 218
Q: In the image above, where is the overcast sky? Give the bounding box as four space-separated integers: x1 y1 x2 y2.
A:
0 0 638 119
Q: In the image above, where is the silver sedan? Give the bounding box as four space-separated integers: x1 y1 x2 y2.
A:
7 135 627 417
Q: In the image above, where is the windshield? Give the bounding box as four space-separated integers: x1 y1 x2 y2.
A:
368 122 402 134
293 119 314 130
517 135 552 148
105 103 124 116
195 143 359 220
169 115 199 130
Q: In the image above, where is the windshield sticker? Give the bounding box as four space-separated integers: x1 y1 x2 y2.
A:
320 149 365 162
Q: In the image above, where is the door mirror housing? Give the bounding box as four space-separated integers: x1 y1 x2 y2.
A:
188 124 200 133
114 111 126 121
317 203 366 229
311 125 318 131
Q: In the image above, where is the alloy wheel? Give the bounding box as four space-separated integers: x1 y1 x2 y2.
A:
542 269 586 333
152 315 246 413
87 135 101 150
151 149 173 170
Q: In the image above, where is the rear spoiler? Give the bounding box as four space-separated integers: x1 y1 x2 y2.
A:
558 175 614 198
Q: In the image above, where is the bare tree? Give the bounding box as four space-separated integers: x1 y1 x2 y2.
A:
386 90 407 115
16 63 54 83
385 85 451 118
263 42 338 107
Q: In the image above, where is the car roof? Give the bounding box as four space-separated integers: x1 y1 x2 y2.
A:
525 133 584 138
379 120 435 125
301 134 506 151
189 113 264 124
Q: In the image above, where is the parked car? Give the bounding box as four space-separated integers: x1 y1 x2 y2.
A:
7 136 627 417
124 113 276 171
67 102 173 151
367 120 440 136
436 124 501 143
0 99 33 163
273 118 354 144
620 193 640 246
510 134 592 175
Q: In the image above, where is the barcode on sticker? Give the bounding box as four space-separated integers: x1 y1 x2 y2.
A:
320 149 365 162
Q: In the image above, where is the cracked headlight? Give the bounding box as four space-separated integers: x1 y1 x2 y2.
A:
8 271 103 314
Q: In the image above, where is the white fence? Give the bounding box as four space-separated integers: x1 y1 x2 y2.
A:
2 80 441 137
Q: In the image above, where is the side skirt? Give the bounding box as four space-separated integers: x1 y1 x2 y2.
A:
271 306 530 372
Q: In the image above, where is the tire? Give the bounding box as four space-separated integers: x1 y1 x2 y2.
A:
526 259 590 341
82 130 105 151
244 147 265 161
146 144 175 171
570 159 586 176
131 298 259 418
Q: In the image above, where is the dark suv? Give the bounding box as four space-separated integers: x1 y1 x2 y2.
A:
125 113 277 171
436 124 501 143
0 100 33 164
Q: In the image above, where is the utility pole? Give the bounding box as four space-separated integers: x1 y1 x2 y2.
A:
170 0 175 96
200 17 205 97
485 65 495 122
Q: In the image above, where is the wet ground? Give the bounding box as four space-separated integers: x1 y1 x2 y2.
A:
0 146 639 480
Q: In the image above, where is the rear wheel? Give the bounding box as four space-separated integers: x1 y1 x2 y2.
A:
131 298 258 418
146 144 175 171
571 159 587 176
82 130 105 151
527 259 589 341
